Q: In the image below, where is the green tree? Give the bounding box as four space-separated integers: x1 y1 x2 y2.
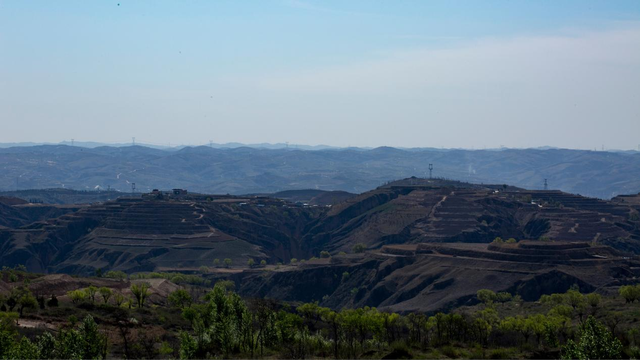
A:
6 337 39 359
477 289 497 304
223 258 232 268
564 289 585 309
248 259 256 268
260 259 267 266
586 293 601 314
9 287 37 317
17 294 37 318
320 251 331 258
77 315 109 359
619 285 640 303
84 286 98 304
98 287 112 304
213 258 220 267
562 316 622 360
168 289 192 309
130 283 150 308
68 289 87 305
113 292 125 307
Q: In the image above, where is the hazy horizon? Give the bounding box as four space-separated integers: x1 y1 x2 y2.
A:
2 1 640 150
1 139 639 152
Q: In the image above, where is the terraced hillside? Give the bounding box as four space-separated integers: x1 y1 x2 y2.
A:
0 195 322 274
0 178 639 278
302 179 640 254
236 241 640 313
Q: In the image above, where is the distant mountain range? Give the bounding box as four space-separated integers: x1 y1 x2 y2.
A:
0 141 341 151
1 145 640 198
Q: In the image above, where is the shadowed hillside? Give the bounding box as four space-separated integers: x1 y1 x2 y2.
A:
1 179 640 311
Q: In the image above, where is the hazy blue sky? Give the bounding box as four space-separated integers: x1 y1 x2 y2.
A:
1 1 639 149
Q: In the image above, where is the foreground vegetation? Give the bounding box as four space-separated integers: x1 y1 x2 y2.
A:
1 266 640 359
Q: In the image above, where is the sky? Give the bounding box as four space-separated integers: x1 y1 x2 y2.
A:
1 0 639 150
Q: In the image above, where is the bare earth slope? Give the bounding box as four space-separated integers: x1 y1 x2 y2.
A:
1 179 640 312
236 241 639 313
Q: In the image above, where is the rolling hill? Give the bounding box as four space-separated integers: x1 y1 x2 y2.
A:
2 145 640 198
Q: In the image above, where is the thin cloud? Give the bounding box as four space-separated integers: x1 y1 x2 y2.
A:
257 24 640 95
282 0 380 17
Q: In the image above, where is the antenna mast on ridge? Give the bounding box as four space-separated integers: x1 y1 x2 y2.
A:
428 164 433 179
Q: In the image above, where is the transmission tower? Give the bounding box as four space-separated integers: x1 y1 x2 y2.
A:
71 139 74 146
131 183 136 194
428 164 433 179
132 137 136 146
544 179 548 190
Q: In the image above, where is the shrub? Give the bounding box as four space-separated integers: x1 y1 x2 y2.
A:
619 285 640 303
47 294 58 307
488 348 514 359
477 289 497 304
441 345 461 358
352 243 367 253
496 292 512 303
104 270 127 280
320 251 331 258
341 272 350 282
